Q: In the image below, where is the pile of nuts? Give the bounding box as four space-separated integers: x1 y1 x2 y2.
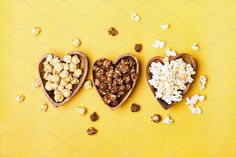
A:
42 54 83 102
93 57 138 107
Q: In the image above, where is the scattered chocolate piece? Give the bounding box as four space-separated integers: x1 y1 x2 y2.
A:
108 27 118 36
131 103 140 112
93 57 138 107
90 112 99 121
151 114 162 123
135 44 142 52
87 127 97 135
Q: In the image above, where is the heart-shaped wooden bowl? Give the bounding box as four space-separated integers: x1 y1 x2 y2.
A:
92 54 139 110
146 53 197 110
38 51 89 107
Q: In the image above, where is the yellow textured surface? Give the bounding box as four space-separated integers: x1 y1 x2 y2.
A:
1 0 236 157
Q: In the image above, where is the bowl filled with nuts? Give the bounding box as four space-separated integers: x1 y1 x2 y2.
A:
146 53 197 109
92 54 139 110
38 51 88 107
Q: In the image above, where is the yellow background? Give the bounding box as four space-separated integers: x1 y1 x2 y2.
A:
1 0 236 156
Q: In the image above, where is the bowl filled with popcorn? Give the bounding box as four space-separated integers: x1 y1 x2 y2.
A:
146 53 197 109
38 51 88 107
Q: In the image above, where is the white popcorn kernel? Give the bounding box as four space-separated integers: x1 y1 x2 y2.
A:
59 70 69 79
69 63 77 72
64 74 72 82
63 55 72 63
46 54 53 62
54 90 61 96
152 40 165 48
71 77 79 84
60 79 67 87
43 64 53 73
72 37 81 47
160 24 169 30
192 42 199 51
83 80 92 89
163 114 174 124
54 63 63 73
57 84 64 92
62 89 72 98
63 63 70 71
73 69 82 78
45 81 53 91
40 103 48 112
166 48 176 57
76 106 87 115
31 26 41 36
72 55 80 64
130 11 140 21
54 94 64 102
52 83 59 90
189 105 202 115
49 57 60 65
199 75 207 90
198 95 205 102
50 75 60 83
32 79 41 88
65 83 73 90
16 95 25 102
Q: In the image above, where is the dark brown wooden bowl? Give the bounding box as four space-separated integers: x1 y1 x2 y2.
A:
146 53 197 110
38 51 89 107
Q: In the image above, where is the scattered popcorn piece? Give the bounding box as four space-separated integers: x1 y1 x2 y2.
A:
31 26 41 36
189 105 202 115
40 103 48 112
152 40 165 48
76 106 87 115
186 94 205 105
199 75 207 90
148 57 196 104
32 79 41 88
83 80 92 89
160 24 169 30
16 95 25 102
192 43 199 51
72 37 81 47
166 48 176 57
163 114 174 124
130 11 140 21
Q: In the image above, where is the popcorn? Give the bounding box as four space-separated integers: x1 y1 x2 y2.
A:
63 55 72 63
199 75 207 90
72 37 81 47
42 54 83 102
83 80 92 89
160 24 169 30
148 57 196 104
32 79 41 88
186 94 205 115
192 43 199 51
31 26 41 36
76 106 87 115
130 12 140 21
166 48 176 57
152 40 165 48
16 95 25 102
40 103 48 112
163 114 174 124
